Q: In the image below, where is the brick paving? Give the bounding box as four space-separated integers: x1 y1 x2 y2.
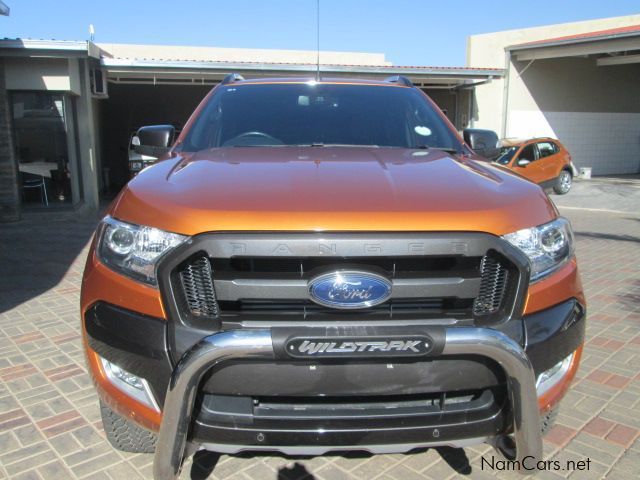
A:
1 181 639 479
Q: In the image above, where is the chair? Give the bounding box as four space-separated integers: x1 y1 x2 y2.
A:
22 173 49 206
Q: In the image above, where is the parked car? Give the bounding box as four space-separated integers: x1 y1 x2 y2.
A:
494 137 574 194
82 75 585 478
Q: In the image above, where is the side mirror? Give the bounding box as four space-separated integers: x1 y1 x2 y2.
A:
134 125 175 157
463 128 500 160
517 159 531 167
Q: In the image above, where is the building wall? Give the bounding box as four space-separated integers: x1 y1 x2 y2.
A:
0 58 20 222
507 57 640 174
0 54 102 216
467 14 640 133
4 57 81 94
467 14 640 174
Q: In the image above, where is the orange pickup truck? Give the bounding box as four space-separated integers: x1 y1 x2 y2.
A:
81 75 585 478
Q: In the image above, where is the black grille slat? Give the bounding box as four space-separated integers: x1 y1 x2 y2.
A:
473 255 509 316
211 256 481 277
178 256 219 317
217 298 470 322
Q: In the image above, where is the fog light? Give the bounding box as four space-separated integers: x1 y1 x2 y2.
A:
100 357 160 412
536 352 574 397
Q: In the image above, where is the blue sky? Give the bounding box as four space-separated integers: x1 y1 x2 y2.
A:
1 0 638 65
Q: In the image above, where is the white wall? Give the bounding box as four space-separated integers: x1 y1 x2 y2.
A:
467 14 640 175
508 111 640 175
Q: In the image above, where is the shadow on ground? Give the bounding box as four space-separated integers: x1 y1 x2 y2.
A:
0 211 99 314
618 279 640 313
189 447 472 479
574 231 640 243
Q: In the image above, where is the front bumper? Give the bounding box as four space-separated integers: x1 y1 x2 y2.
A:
84 299 585 479
153 327 542 480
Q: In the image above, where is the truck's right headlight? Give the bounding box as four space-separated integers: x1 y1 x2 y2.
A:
97 216 187 286
502 217 574 282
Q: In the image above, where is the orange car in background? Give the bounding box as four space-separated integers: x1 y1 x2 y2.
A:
495 138 574 194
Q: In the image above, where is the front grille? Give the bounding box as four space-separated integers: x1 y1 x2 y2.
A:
178 255 219 317
473 255 509 316
217 297 475 322
167 234 524 327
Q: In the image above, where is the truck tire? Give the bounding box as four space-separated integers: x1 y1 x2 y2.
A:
540 407 559 436
553 170 572 195
100 400 157 453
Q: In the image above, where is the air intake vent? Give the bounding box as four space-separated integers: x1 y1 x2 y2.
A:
473 254 508 316
178 256 219 317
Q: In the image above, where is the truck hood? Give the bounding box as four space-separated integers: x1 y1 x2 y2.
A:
113 147 557 236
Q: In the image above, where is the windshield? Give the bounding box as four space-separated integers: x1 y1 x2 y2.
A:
494 146 519 165
180 83 464 152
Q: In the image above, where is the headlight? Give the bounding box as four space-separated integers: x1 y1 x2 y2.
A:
502 217 574 281
97 216 187 285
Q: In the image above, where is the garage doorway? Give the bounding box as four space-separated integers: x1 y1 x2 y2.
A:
99 83 212 192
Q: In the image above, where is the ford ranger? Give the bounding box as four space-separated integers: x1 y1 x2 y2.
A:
81 75 585 479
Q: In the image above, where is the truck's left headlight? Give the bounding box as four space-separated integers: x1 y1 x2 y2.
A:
97 216 187 285
502 217 574 282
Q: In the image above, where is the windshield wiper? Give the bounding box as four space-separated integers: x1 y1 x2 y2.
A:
415 145 461 154
294 143 380 148
230 144 286 147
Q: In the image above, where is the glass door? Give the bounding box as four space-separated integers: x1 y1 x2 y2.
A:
11 92 73 208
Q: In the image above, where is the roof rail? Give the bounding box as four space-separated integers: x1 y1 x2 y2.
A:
220 73 245 85
384 75 413 87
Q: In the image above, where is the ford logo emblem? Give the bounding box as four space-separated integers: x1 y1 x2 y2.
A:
308 271 392 309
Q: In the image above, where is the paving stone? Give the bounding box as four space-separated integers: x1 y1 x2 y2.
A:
12 423 45 447
36 460 75 480
314 463 357 480
0 431 20 454
49 432 83 456
605 424 639 448
10 471 43 480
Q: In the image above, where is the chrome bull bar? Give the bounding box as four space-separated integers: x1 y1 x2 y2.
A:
153 328 543 480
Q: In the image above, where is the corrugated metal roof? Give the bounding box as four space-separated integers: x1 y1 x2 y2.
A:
0 38 88 50
101 57 503 77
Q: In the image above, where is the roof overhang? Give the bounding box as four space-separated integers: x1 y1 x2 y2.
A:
100 57 504 89
0 39 101 58
507 26 640 63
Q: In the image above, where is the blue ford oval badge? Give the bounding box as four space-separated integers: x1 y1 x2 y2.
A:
308 271 392 309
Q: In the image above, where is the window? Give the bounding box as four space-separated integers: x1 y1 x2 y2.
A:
181 83 463 152
11 92 76 208
495 146 518 165
518 144 537 162
537 142 557 158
